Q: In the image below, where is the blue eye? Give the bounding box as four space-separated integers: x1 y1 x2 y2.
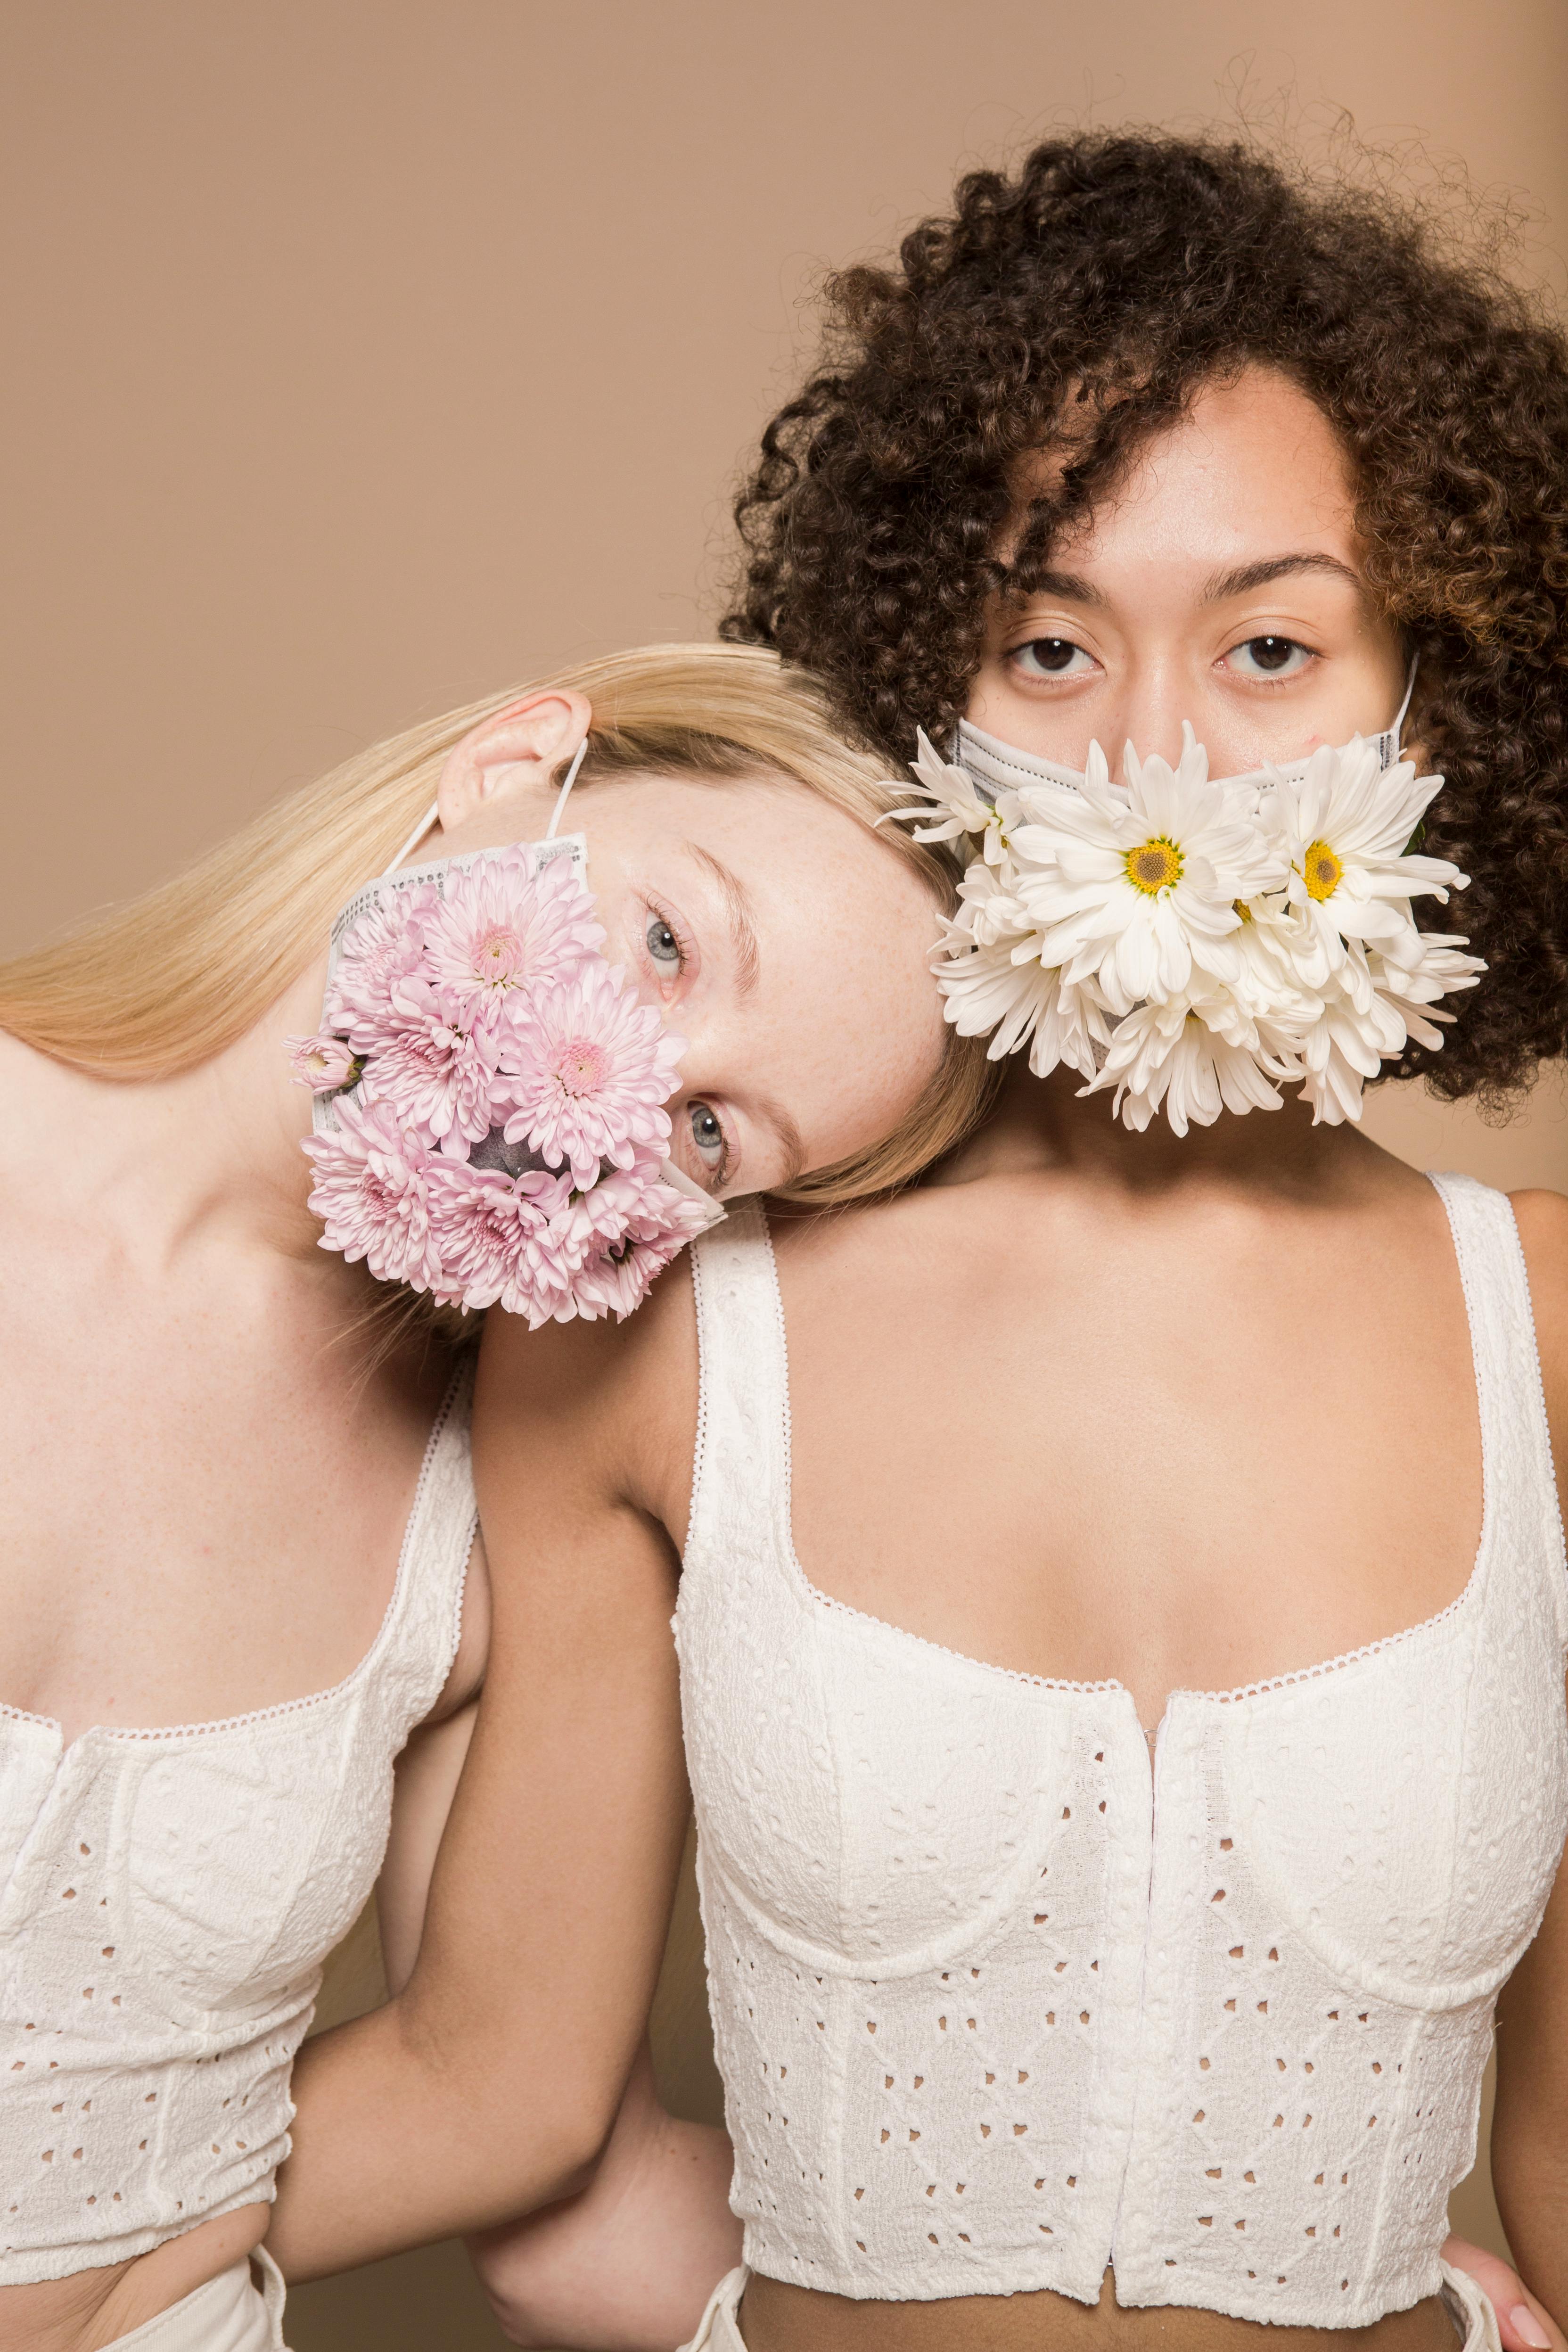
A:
689 1102 726 1168
1227 635 1313 681
646 913 681 967
1009 637 1095 679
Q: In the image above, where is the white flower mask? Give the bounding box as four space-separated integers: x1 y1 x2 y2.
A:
889 666 1487 1134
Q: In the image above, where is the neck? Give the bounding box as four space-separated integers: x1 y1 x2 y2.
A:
0 952 334 1274
950 1059 1378 1201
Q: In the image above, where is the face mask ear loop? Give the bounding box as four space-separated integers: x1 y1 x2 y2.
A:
387 800 440 873
545 738 589 840
1390 652 1419 749
387 732 588 872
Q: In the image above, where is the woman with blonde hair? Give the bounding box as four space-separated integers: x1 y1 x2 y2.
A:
0 639 993 2352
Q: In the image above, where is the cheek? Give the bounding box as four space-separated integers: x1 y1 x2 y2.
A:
786 987 947 1161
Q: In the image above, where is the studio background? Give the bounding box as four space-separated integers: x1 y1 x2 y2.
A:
4 4 1564 2345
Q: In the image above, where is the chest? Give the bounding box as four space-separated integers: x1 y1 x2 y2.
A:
780 1213 1480 1719
0 1252 446 1739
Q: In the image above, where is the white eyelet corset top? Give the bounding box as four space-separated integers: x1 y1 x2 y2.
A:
0 1362 477 2285
673 1178 1568 2326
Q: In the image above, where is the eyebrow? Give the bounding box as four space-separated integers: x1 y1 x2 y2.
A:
1006 551 1363 617
1201 552 1363 601
751 1091 807 1192
686 842 761 996
1008 568 1108 611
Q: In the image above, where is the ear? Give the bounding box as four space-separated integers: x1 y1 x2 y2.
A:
435 690 591 833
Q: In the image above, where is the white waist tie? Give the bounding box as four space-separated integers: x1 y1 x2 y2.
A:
679 2266 749 2350
101 2247 288 2352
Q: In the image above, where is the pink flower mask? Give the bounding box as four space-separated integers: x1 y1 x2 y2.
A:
290 822 722 1326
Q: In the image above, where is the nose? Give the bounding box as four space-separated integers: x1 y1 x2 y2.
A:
1101 665 1190 773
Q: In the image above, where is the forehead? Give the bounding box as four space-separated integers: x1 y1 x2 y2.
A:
612 765 924 893
1020 368 1363 576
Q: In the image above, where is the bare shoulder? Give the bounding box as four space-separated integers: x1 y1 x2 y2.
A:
474 1251 700 1533
1512 1188 1568 1316
1511 1186 1568 1261
771 1171 996 1295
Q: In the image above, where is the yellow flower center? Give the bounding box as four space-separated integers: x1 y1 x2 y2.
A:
1233 899 1254 924
1304 840 1343 901
1125 836 1183 896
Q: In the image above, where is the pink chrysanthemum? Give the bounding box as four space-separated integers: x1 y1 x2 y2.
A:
564 1177 713 1321
302 1098 443 1291
551 1157 671 1249
364 979 503 1156
287 1032 361 1092
422 847 604 1017
299 848 706 1322
500 965 684 1190
425 1161 579 1318
326 882 437 1041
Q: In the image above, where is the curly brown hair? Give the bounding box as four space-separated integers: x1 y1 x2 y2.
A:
721 130 1568 1100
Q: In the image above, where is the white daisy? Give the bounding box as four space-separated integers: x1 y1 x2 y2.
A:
1264 739 1468 985
1010 726 1287 1016
923 713 1482 1137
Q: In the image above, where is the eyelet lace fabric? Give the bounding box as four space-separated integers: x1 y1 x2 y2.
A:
0 1362 477 2285
674 1179 1568 2324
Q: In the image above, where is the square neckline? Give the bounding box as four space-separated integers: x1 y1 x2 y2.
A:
753 1170 1495 1738
0 1360 472 1762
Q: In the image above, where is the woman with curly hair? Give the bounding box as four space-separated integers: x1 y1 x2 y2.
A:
404 133 1568 2352
677 132 1566 2346
261 134 1568 2352
722 132 1568 1101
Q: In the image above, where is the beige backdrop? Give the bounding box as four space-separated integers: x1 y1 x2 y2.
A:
5 4 1564 2345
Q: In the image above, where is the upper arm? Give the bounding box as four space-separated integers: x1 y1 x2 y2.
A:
1514 1188 1568 1523
394 1277 701 2110
1499 1191 1568 2310
379 1699 478 1995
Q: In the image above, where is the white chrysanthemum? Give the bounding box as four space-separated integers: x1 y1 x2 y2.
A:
1297 930 1487 1126
885 728 999 846
918 719 1482 1135
1087 991 1294 1135
1297 967 1408 1125
1371 932 1486 1051
935 850 1112 1077
937 930 1110 1077
1009 727 1288 1016
948 851 1031 949
1264 739 1467 984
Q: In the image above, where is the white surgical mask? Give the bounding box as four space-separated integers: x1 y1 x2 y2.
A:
955 658 1418 804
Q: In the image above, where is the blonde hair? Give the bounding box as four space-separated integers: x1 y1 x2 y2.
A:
0 642 994 1206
